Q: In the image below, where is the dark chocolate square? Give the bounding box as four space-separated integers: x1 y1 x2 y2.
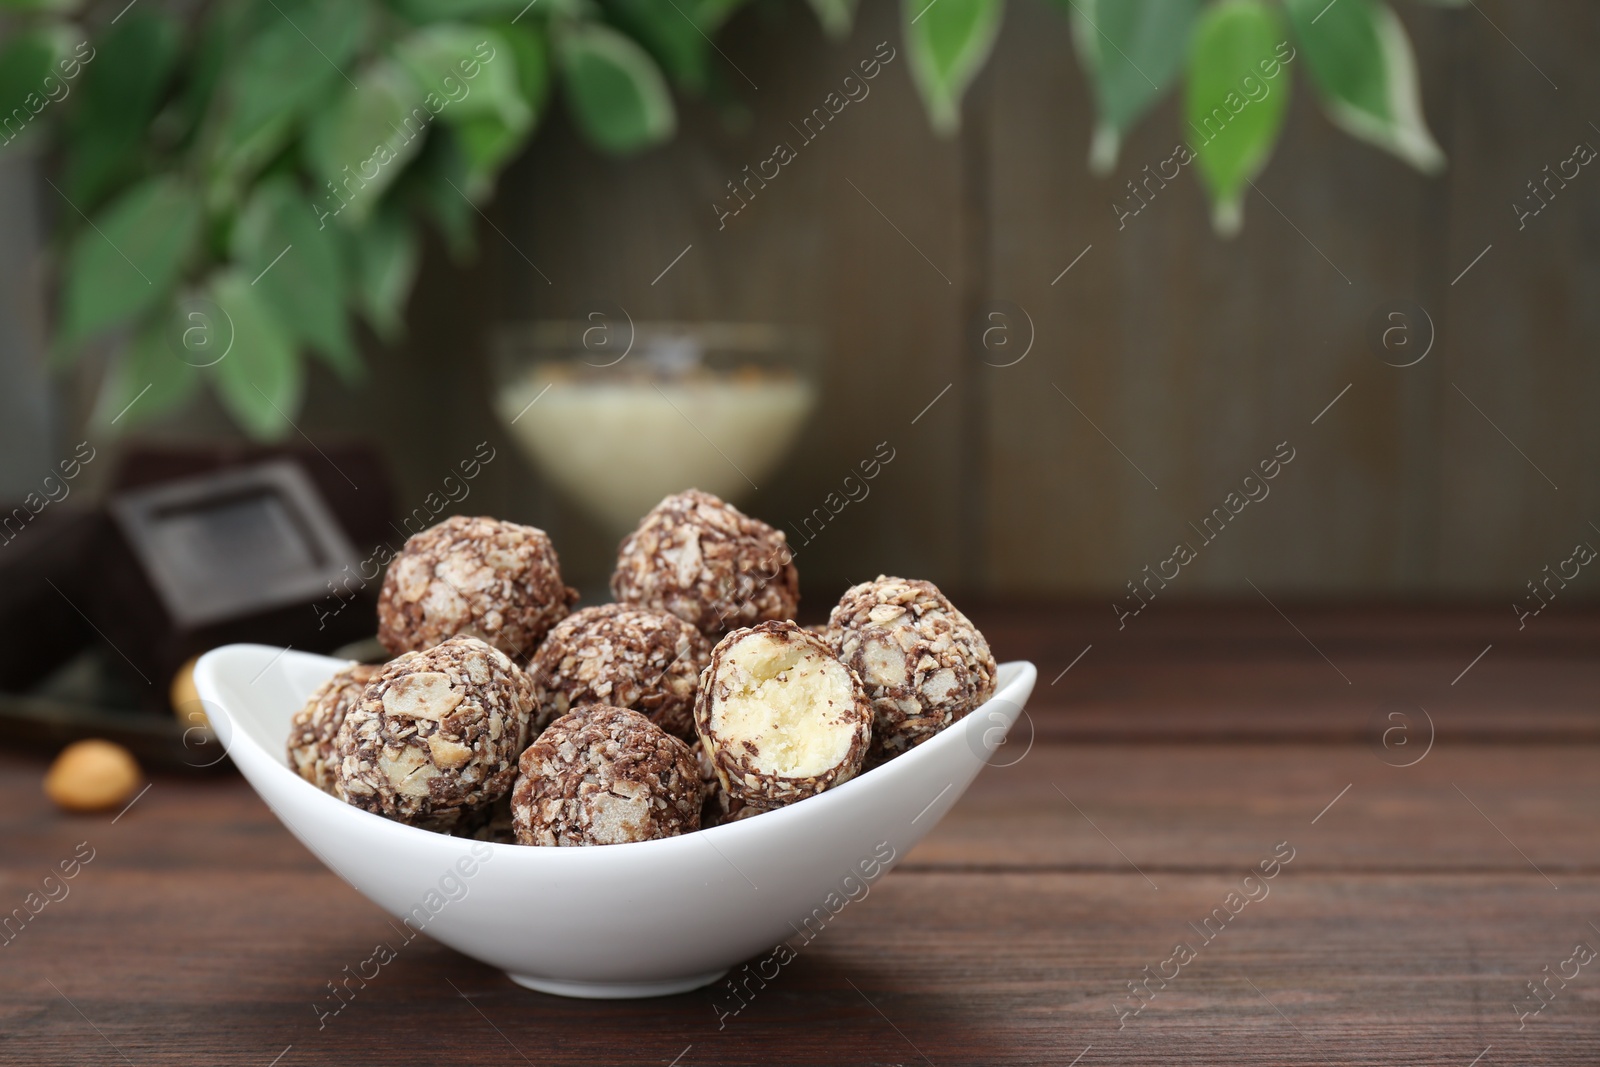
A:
108 461 361 629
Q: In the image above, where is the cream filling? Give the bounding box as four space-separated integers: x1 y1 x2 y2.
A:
711 634 855 777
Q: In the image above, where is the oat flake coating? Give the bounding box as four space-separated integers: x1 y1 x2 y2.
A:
336 637 534 832
825 575 997 764
378 515 578 661
528 604 710 740
512 705 703 846
287 663 380 795
610 489 799 637
694 621 872 808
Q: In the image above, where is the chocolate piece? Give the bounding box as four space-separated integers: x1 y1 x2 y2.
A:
97 461 371 694
109 440 398 559
511 705 702 846
611 489 799 637
336 637 533 832
825 575 997 763
695 621 871 808
528 603 710 740
377 516 577 662
286 662 380 795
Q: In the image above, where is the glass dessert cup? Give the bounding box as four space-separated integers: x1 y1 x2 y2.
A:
491 321 819 535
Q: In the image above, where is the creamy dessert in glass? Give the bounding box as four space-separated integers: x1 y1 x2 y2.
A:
492 322 817 534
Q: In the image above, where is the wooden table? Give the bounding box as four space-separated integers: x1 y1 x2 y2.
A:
3 604 1597 1066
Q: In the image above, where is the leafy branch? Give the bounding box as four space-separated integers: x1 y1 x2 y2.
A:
0 0 1452 440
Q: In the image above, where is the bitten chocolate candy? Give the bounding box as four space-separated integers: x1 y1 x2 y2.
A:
377 516 577 661
336 637 533 832
287 662 380 795
695 621 871 808
693 739 774 827
825 576 996 764
511 705 703 847
610 489 798 637
527 604 710 740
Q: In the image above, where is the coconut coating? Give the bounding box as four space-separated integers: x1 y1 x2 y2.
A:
511 705 703 846
378 516 578 661
287 663 380 795
611 489 799 637
336 637 534 832
528 604 710 740
694 741 775 827
825 575 997 764
694 621 872 808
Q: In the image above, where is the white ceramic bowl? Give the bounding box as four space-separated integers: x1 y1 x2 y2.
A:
193 645 1036 999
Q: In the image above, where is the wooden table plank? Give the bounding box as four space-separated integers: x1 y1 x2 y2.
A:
910 743 1600 875
971 603 1600 741
3 866 1596 1066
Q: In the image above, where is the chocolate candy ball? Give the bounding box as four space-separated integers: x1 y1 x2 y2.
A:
466 795 517 844
378 516 577 662
611 489 799 637
287 662 380 795
695 621 872 808
825 576 996 763
511 705 703 847
528 604 710 740
693 740 774 827
336 637 533 832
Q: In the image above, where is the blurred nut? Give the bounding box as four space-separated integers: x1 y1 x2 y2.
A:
170 656 199 713
170 656 212 731
44 740 143 813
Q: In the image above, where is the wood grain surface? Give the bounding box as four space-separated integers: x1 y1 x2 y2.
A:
2 605 1597 1065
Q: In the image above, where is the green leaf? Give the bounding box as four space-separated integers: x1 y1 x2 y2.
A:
63 13 182 207
401 125 478 257
1184 0 1291 235
205 269 302 441
603 0 719 95
232 177 361 383
696 0 748 30
169 1 258 153
346 209 419 341
0 28 63 149
1066 0 1199 173
491 19 551 115
807 0 858 39
455 111 525 188
556 23 675 155
903 0 1003 135
388 0 542 20
212 0 369 181
305 60 427 225
1284 0 1444 173
0 0 81 11
92 312 201 430
59 176 203 350
394 25 531 130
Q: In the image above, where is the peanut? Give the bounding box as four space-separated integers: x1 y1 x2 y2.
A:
44 740 142 813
